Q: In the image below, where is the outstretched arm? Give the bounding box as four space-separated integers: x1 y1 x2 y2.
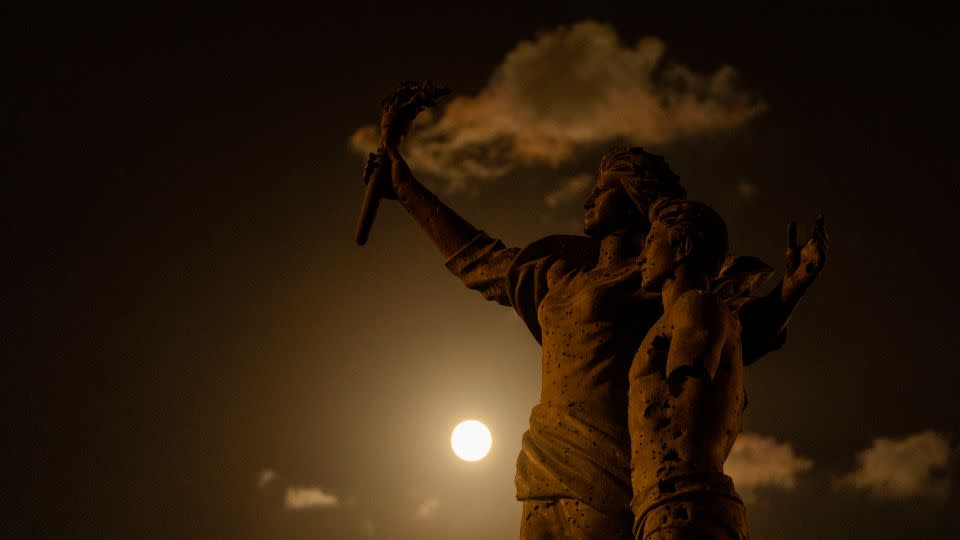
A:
739 215 829 364
370 148 483 259
358 83 559 316
356 82 495 260
362 136 521 306
357 82 481 257
363 147 523 309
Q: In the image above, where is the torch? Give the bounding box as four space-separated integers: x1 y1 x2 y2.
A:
354 81 450 245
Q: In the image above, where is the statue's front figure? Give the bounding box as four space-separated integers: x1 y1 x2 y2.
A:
629 199 748 539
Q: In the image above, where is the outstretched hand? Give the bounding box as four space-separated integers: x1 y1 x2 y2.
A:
782 214 829 301
379 81 450 150
362 81 450 201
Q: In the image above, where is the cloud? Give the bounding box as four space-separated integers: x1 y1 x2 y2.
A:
836 431 952 500
413 497 440 520
285 486 340 510
350 20 764 192
257 468 277 489
544 173 593 209
736 179 757 199
725 433 814 502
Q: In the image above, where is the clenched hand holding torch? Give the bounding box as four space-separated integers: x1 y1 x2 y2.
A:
354 81 450 245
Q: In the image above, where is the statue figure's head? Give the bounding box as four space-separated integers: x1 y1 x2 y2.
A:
583 146 687 237
638 198 728 290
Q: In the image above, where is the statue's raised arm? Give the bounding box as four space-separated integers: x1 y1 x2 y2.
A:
355 81 450 245
355 82 530 308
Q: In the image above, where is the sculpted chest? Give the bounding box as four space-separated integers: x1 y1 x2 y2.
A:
538 267 662 339
630 316 672 379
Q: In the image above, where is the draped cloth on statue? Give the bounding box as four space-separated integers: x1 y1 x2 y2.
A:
515 403 632 514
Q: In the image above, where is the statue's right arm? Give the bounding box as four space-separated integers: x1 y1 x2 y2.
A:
383 149 521 307
387 150 481 259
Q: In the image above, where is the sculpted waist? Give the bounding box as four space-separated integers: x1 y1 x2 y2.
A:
630 471 744 535
539 349 631 421
515 403 632 512
627 373 743 499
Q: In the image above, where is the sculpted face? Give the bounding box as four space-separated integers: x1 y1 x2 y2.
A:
637 221 681 290
583 171 646 237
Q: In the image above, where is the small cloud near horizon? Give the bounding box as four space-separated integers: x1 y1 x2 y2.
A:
257 468 277 489
736 179 758 199
413 497 440 520
836 431 952 500
725 433 814 502
285 486 340 510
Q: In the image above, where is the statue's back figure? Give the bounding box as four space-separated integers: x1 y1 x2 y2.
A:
630 199 748 539
362 87 827 538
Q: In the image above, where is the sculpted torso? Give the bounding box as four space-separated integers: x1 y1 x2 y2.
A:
537 263 662 424
628 290 745 497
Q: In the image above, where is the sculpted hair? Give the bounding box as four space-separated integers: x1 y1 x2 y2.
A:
599 146 687 211
648 198 729 276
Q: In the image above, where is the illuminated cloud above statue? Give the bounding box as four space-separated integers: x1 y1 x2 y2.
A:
350 20 765 192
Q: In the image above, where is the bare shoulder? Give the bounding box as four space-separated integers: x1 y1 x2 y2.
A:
663 290 735 379
670 290 731 329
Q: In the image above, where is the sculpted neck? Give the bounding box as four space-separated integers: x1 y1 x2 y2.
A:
662 264 711 311
596 227 647 270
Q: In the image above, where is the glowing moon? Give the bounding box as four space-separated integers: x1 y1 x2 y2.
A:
451 420 492 461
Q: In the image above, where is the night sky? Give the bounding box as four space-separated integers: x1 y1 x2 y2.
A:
6 3 960 538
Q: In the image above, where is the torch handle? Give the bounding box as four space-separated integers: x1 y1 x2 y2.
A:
354 155 388 246
354 82 450 246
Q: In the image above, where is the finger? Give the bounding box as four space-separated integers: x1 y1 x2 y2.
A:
787 220 799 251
809 225 828 256
816 213 830 248
363 153 384 178
810 227 826 250
785 221 799 269
402 95 421 109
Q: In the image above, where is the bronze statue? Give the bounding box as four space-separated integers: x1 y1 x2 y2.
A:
357 83 828 539
630 198 746 539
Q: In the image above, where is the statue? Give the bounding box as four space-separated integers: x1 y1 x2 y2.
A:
356 83 828 539
629 198 747 539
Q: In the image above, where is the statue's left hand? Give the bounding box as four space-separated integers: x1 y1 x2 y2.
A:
782 214 829 301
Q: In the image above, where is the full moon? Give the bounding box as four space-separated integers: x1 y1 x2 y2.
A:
451 420 492 461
